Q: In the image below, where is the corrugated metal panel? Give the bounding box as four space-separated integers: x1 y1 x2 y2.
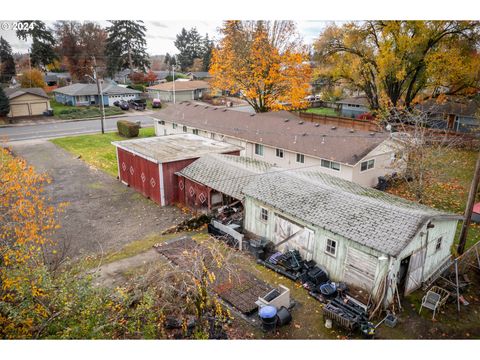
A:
118 148 160 204
343 247 377 291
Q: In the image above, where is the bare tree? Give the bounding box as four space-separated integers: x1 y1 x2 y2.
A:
386 109 463 204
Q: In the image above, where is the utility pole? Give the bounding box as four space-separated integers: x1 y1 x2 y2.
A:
28 50 31 87
92 56 105 134
457 149 480 255
172 64 176 104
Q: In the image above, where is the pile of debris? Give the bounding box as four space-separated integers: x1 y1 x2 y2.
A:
208 204 244 249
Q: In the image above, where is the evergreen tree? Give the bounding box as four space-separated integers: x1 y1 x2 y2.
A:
0 87 10 117
202 33 214 72
16 21 57 68
0 37 16 82
105 21 150 77
174 27 204 71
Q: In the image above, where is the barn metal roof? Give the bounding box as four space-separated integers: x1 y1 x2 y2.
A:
176 154 275 200
112 134 243 164
243 168 461 256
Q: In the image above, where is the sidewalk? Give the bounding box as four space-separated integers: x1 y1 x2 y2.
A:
0 110 157 128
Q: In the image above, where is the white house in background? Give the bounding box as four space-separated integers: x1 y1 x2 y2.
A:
153 102 402 187
146 80 210 103
242 168 461 306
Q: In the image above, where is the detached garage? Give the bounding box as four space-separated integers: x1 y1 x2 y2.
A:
4 88 50 117
112 134 242 206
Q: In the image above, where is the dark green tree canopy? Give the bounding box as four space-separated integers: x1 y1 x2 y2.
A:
0 87 10 116
16 21 57 68
105 20 150 76
174 27 210 71
0 37 16 82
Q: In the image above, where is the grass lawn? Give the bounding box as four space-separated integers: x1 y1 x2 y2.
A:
50 127 156 177
387 148 480 251
50 99 125 120
305 107 339 117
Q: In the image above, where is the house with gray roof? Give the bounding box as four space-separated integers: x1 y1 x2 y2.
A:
53 81 141 107
4 87 50 117
337 96 370 118
153 102 402 187
242 167 461 306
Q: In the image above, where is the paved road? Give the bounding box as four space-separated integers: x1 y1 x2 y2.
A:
1 115 155 142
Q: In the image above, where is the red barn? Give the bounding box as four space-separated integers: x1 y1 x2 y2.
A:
112 134 242 206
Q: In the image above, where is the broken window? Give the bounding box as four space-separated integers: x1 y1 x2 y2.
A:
326 239 337 256
260 207 268 222
435 237 442 252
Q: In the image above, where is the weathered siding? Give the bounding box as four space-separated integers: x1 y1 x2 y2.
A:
177 176 211 210
161 158 198 206
244 196 389 300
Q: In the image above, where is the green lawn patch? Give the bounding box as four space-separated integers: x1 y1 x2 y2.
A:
50 99 125 120
305 107 339 117
387 147 479 251
50 127 156 177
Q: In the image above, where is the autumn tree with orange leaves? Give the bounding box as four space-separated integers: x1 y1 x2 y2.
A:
0 147 60 337
210 21 311 112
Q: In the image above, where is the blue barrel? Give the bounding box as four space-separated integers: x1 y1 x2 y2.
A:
259 306 277 331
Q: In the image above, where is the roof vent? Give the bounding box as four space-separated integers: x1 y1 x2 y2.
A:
349 129 355 133
194 104 199 107
185 103 190 106
284 118 290 122
302 133 307 137
212 107 218 110
314 123 320 127
204 106 209 109
369 132 375 136
222 109 227 112
331 126 337 130
298 121 304 125
250 113 255 116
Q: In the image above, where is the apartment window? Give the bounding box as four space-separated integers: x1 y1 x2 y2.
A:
193 129 199 135
260 207 268 222
276 148 284 158
210 133 215 139
321 159 340 171
255 144 264 156
325 239 337 256
183 125 187 132
360 159 375 172
435 237 443 252
296 153 305 163
158 120 165 125
172 123 177 129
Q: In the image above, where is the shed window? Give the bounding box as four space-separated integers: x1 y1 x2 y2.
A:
296 153 304 163
193 129 199 135
325 239 337 256
276 148 284 158
172 123 177 129
183 125 187 132
435 237 442 252
321 159 340 171
260 207 268 222
360 159 375 172
255 144 264 156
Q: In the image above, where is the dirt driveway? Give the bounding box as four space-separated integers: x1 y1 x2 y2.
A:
9 139 188 259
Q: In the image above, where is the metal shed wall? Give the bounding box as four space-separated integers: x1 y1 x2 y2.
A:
117 147 161 204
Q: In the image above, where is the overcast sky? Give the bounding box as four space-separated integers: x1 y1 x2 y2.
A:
0 20 329 55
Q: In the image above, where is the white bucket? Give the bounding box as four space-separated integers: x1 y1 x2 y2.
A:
325 319 332 329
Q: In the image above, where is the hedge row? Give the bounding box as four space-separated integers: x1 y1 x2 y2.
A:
117 119 140 138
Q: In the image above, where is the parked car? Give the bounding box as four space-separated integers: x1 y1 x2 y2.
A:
113 100 130 111
152 98 162 108
128 99 146 111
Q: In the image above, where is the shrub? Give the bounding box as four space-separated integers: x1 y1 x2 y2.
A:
129 84 146 92
117 119 140 138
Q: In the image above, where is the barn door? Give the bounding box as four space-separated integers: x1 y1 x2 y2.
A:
272 216 314 260
404 248 426 295
343 247 378 291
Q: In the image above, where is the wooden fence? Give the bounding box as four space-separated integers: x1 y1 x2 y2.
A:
295 111 381 132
